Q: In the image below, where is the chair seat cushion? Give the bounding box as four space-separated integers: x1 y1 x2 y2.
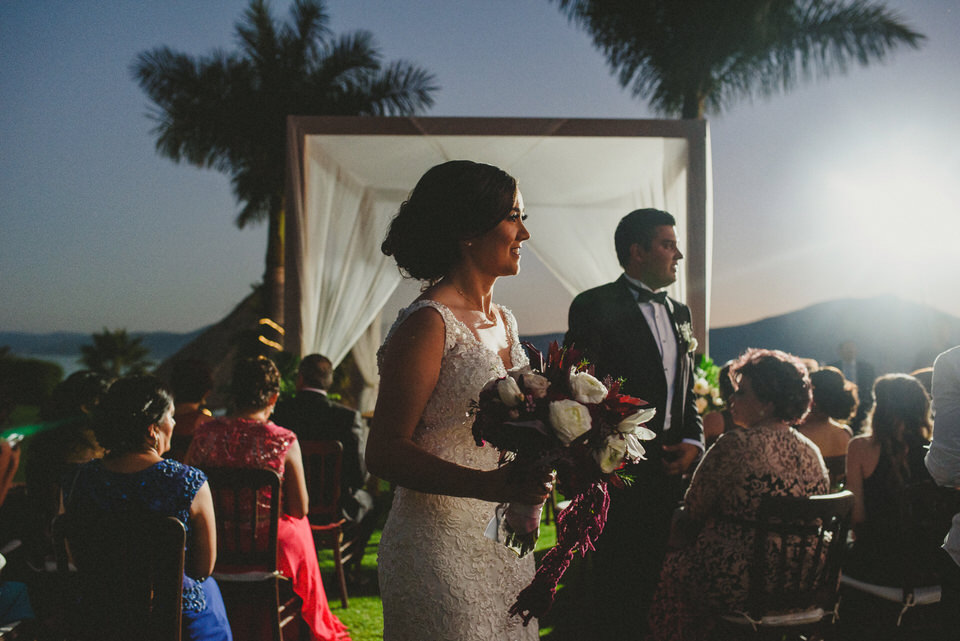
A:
720 607 826 627
839 574 941 605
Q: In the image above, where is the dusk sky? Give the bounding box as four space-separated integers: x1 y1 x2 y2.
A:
2 0 958 339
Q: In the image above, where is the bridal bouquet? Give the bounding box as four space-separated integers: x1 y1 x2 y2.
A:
470 341 655 624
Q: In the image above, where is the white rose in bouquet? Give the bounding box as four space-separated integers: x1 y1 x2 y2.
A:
568 369 608 404
497 376 524 407
616 408 657 440
594 433 647 473
693 377 711 396
549 399 592 445
520 371 551 399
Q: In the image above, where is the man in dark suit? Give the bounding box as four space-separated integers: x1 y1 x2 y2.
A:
565 208 704 636
829 340 876 434
272 354 376 577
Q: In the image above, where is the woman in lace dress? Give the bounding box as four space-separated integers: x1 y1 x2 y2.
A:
367 161 554 641
65 375 232 641
648 349 829 641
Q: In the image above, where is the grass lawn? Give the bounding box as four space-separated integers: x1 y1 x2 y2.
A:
317 508 560 641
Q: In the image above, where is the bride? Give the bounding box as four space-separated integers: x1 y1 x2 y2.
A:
367 160 553 641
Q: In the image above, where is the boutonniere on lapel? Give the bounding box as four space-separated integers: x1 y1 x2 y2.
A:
677 321 698 353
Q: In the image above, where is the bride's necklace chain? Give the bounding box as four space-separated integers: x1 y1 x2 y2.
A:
451 283 496 323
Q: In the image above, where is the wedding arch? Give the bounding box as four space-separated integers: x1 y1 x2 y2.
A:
284 116 713 411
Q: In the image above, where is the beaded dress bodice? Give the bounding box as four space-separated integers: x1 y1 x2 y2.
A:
67 458 209 612
376 300 537 641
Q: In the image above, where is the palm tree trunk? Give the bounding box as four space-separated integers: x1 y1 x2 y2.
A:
681 90 706 119
263 204 286 332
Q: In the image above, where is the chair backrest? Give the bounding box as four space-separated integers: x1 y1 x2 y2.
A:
203 467 282 574
894 480 960 593
300 440 343 524
53 512 186 641
745 490 855 618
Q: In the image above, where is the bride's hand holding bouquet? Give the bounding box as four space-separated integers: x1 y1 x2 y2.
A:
471 341 656 623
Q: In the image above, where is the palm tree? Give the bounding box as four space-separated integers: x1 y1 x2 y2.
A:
80 328 153 378
132 0 437 328
551 0 924 118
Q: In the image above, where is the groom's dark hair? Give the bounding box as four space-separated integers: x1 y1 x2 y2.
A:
614 208 676 268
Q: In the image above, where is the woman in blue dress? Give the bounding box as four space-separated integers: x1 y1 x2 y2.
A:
64 375 232 641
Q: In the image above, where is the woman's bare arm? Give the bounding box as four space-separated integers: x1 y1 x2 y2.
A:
282 439 309 519
366 307 550 504
845 436 869 526
187 481 217 579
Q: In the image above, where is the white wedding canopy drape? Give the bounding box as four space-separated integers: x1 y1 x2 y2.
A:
286 117 712 412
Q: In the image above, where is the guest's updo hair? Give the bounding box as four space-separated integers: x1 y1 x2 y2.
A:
230 356 281 412
810 367 858 421
381 160 518 282
731 348 812 424
93 375 173 454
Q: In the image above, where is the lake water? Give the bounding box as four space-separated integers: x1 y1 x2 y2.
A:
12 352 85 379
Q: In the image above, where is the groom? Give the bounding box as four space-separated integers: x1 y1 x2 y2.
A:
565 208 704 635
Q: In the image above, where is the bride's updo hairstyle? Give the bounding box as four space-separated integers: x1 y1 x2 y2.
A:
382 160 518 282
94 375 173 454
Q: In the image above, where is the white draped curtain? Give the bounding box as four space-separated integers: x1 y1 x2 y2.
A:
286 117 711 412
290 146 404 372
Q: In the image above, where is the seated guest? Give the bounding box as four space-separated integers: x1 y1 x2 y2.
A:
65 375 231 641
845 374 935 584
648 348 829 641
701 362 735 449
0 438 19 509
186 357 350 641
798 367 857 487
926 346 960 625
272 355 377 578
168 359 215 461
170 359 215 437
23 371 108 565
911 366 934 396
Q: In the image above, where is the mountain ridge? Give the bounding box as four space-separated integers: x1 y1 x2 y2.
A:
3 296 957 378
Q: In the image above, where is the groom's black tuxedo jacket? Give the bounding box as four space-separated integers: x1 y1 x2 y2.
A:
565 275 703 450
565 275 704 631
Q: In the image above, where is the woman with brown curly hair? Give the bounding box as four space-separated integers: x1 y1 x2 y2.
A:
648 348 829 641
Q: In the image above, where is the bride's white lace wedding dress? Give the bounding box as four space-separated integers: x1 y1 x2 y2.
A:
377 300 538 641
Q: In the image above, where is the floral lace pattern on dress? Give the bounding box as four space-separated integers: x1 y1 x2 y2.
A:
376 300 537 641
648 426 829 641
67 459 209 612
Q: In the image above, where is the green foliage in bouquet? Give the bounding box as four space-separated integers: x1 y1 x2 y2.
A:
693 354 724 415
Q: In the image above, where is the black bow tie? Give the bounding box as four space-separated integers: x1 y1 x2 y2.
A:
626 281 668 305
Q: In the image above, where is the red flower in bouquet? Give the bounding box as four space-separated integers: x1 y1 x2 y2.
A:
470 341 656 624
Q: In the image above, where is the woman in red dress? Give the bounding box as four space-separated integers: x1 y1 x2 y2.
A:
187 356 350 641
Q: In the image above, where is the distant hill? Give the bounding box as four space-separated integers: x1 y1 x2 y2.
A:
709 296 959 374
523 296 959 376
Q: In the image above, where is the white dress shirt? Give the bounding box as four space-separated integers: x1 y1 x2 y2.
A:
623 274 702 452
925 345 960 566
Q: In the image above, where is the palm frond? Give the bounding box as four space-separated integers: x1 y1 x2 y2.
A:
236 0 279 67
549 0 924 117
312 31 382 88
